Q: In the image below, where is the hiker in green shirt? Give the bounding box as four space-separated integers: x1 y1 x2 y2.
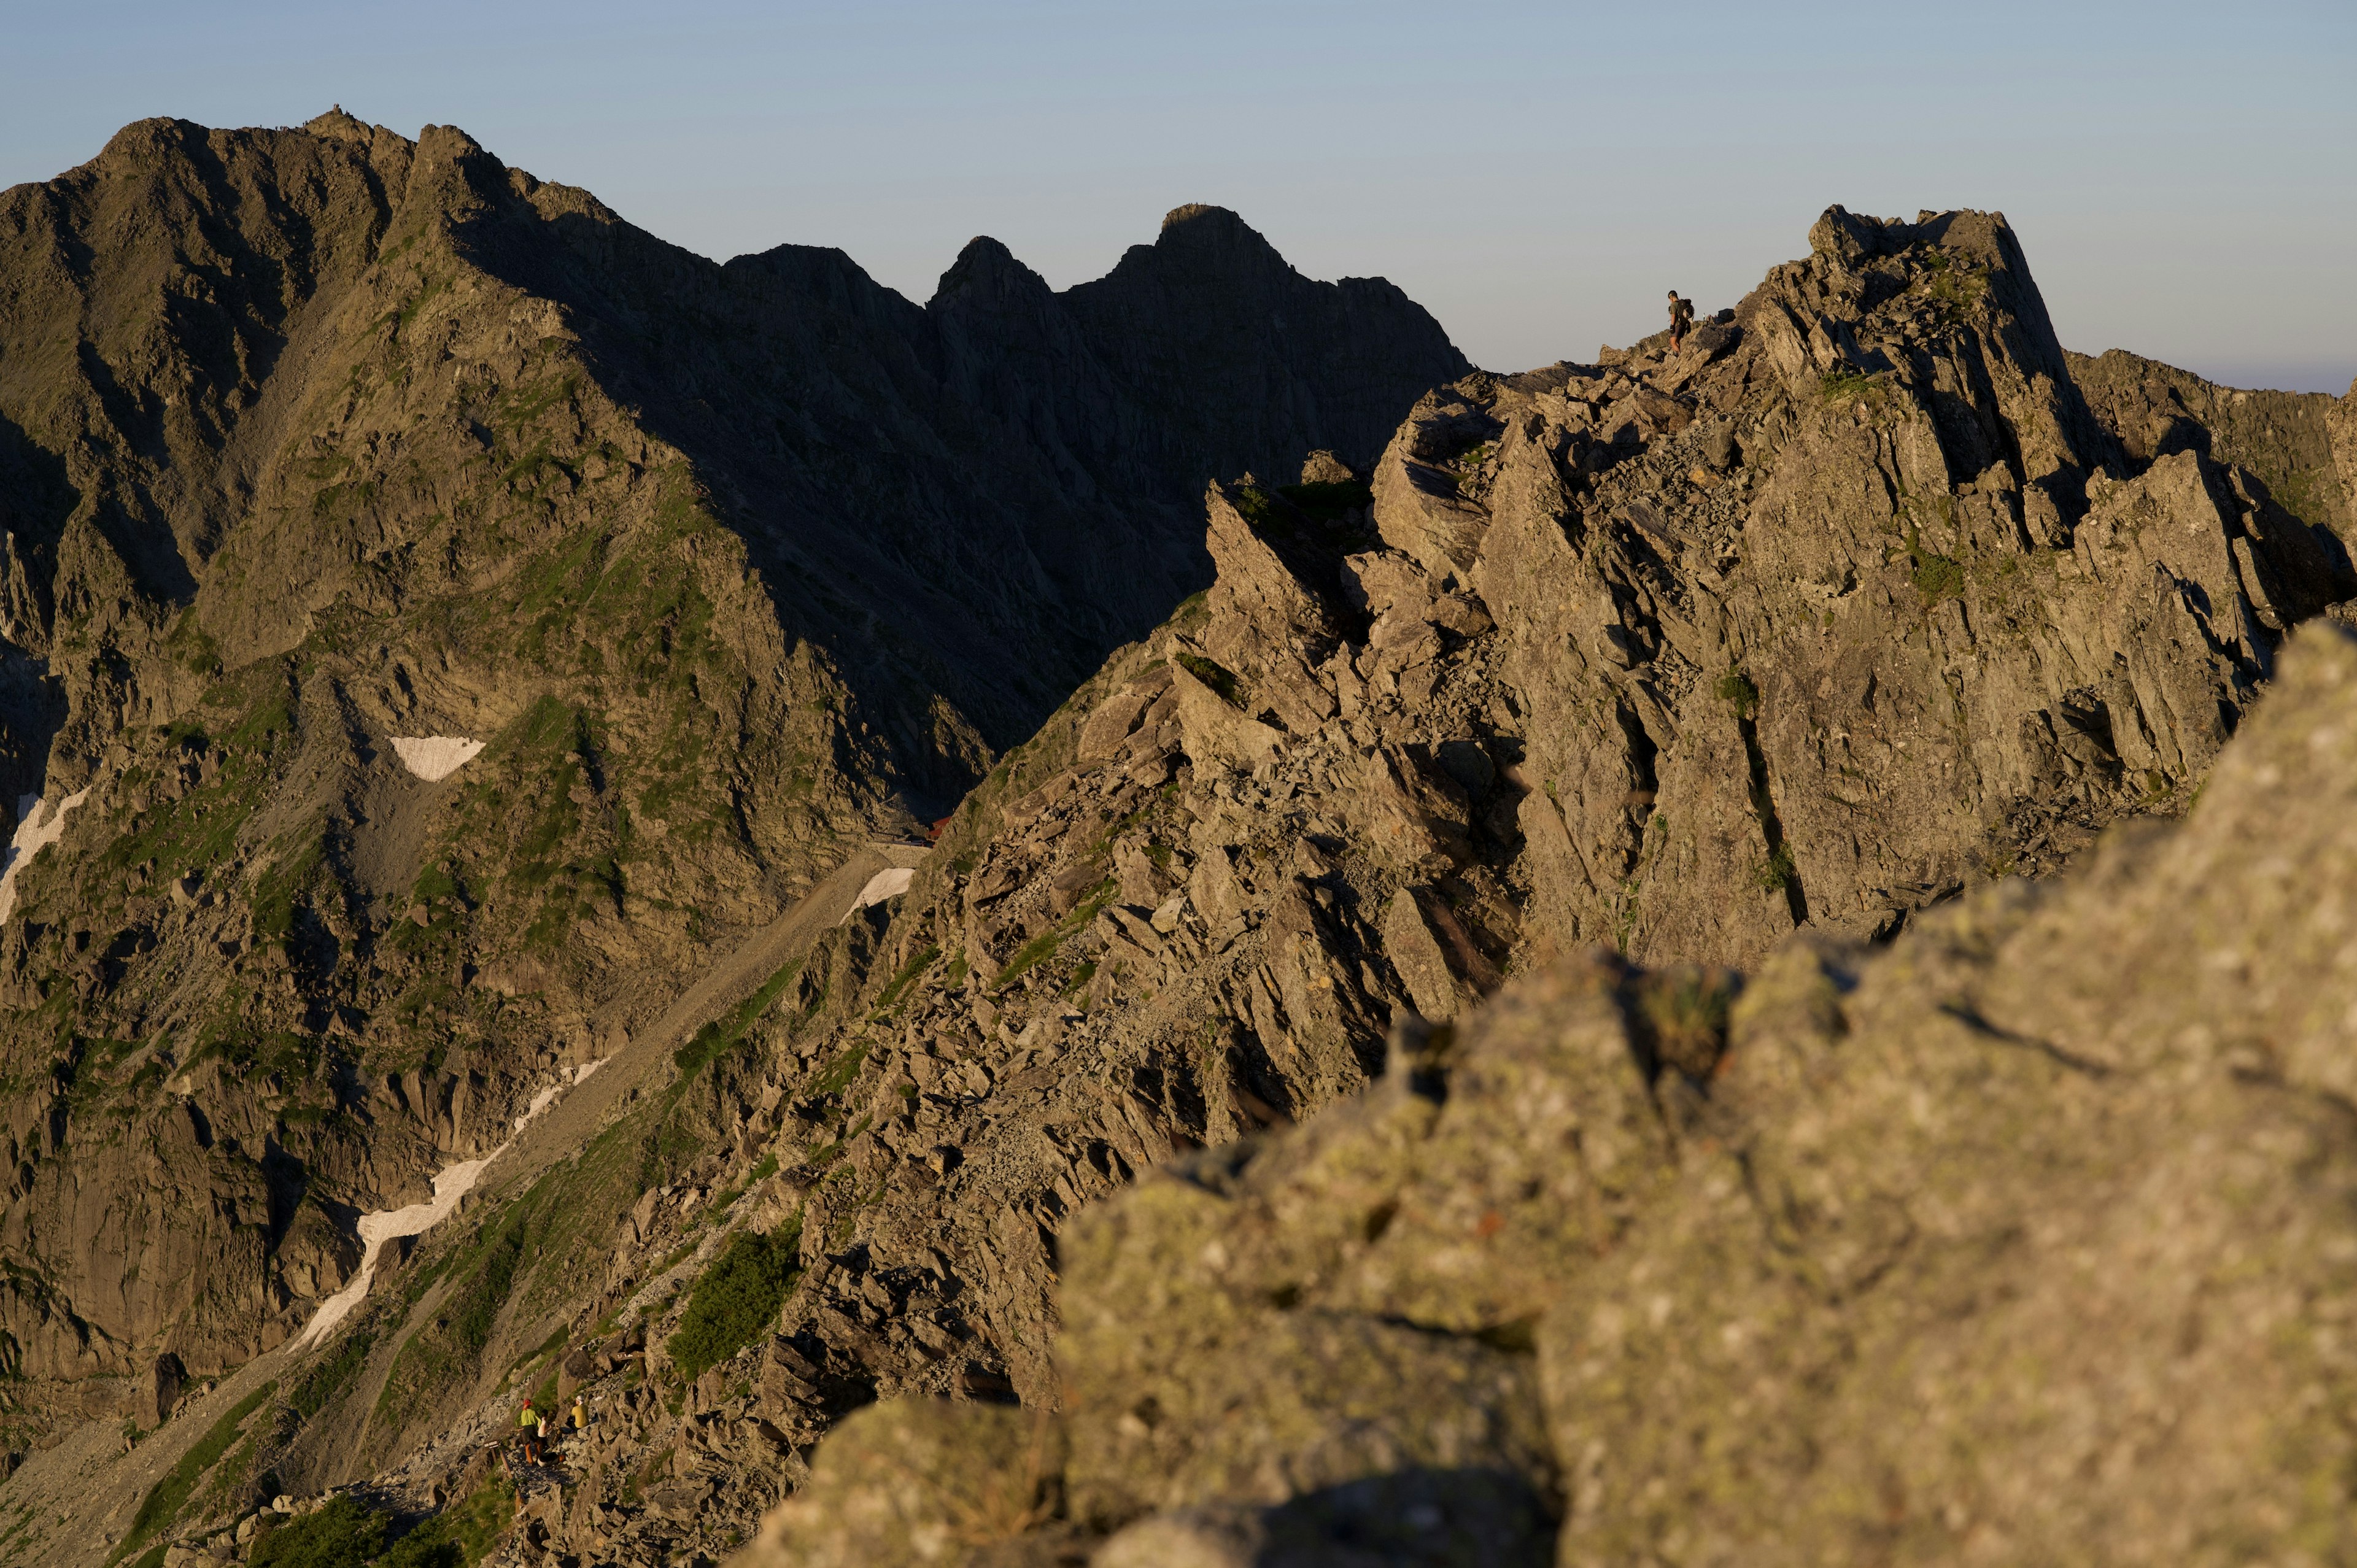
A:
517 1398 545 1465
1668 290 1695 353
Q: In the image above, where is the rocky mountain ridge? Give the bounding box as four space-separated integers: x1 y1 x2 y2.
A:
1 170 2354 1568
0 107 1462 1442
762 614 2357 1566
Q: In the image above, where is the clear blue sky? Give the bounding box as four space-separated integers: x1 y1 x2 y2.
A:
4 0 2351 393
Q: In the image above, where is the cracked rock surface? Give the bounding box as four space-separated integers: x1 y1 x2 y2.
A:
754 621 2357 1564
7 172 2357 1568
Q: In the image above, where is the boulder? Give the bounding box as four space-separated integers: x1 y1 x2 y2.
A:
1298 450 1358 485
737 1399 1066 1568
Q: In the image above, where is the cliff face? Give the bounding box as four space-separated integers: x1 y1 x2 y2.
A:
7 171 2357 1568
2069 345 2356 549
0 109 1463 1427
761 618 2357 1568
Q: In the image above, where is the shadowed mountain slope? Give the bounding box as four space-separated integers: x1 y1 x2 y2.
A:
0 107 1463 1431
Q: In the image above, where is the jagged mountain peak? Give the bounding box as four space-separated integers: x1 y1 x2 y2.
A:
0 109 1468 1521
1156 200 1266 245
298 105 403 149
1103 199 1295 284
927 233 1051 307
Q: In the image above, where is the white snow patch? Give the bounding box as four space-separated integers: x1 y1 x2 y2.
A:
390 736 486 782
513 1057 604 1132
0 789 90 923
296 1057 606 1348
295 1156 490 1348
843 866 915 920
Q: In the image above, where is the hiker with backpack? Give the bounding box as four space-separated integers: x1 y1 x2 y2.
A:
1668 290 1695 353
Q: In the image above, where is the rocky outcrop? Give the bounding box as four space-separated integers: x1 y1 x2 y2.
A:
1469 206 2353 962
2070 347 2357 549
0 110 1463 1418
573 202 2356 1510
750 617 2357 1565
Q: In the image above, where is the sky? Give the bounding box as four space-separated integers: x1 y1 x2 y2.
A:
2 0 2351 393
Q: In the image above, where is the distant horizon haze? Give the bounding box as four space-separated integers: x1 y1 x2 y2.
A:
2 0 2350 395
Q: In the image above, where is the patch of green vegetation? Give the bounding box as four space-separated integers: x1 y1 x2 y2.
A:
519 1324 569 1369
1910 549 1966 602
411 859 463 906
636 1113 705 1196
376 1203 531 1423
666 1216 804 1385
1714 670 1759 719
377 1099 657 1433
992 877 1118 994
289 1327 374 1419
165 610 223 678
810 1041 869 1098
96 700 291 890
1752 844 1798 892
1174 652 1242 708
197 1434 254 1514
111 1379 277 1564
1229 484 1288 531
675 959 802 1084
250 838 325 945
1634 967 1736 1073
1613 881 1644 953
2266 466 2327 530
494 439 571 492
224 676 296 750
747 1150 780 1185
249 1496 384 1568
873 945 939 1013
492 373 580 433
377 1478 512 1568
1920 249 1989 321
311 479 379 523
507 707 584 878
1817 366 1882 404
392 272 451 331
